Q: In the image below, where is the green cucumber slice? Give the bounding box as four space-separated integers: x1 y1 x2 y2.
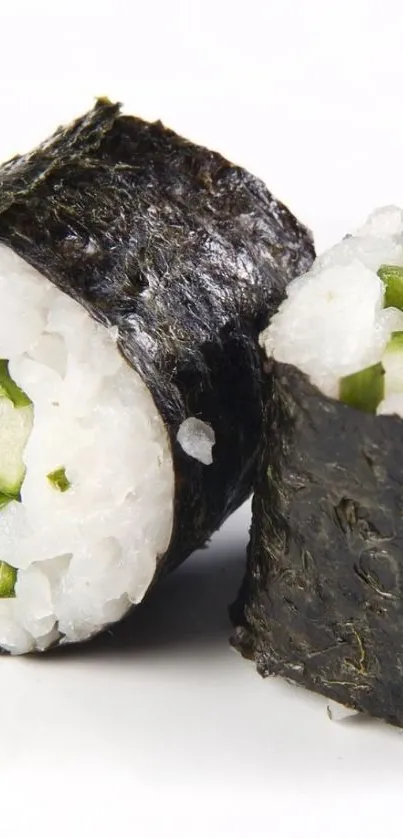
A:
47 467 71 493
0 360 31 408
0 360 33 496
0 400 33 496
377 265 403 310
339 362 385 413
382 330 403 396
0 362 33 600
0 562 17 598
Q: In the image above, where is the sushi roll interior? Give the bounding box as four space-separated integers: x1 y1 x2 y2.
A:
0 246 175 653
261 206 403 413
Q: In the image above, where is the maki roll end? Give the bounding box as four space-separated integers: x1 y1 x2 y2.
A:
234 205 403 728
0 246 175 653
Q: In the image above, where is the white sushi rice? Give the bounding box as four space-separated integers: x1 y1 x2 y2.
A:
177 417 215 465
260 206 403 409
0 244 175 653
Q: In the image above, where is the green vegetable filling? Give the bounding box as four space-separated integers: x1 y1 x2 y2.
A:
377 265 403 310
339 362 385 413
47 467 71 492
0 361 33 597
0 562 17 598
385 330 403 351
0 360 31 408
337 267 403 413
0 491 20 508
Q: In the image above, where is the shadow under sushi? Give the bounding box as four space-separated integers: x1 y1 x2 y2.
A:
33 505 250 660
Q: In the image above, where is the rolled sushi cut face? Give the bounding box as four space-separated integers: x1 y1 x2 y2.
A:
260 206 403 415
0 245 174 654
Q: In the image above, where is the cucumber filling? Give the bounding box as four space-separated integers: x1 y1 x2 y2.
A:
378 265 403 310
0 364 74 597
0 361 33 597
339 362 385 413
0 562 17 598
47 467 71 493
338 268 403 413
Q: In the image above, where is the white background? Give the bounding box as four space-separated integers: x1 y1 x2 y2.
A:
1 1 403 835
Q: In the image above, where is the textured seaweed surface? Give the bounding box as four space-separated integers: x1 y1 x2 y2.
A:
0 99 314 584
233 360 403 727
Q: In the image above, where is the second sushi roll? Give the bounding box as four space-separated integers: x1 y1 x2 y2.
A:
0 99 314 653
233 206 403 727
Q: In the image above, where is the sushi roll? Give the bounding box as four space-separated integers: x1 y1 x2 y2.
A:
233 206 403 727
0 99 314 653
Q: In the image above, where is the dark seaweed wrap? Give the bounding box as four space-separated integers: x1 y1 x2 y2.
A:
233 360 403 727
0 99 314 582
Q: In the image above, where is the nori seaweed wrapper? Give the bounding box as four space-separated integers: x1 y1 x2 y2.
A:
233 360 403 727
0 99 314 583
